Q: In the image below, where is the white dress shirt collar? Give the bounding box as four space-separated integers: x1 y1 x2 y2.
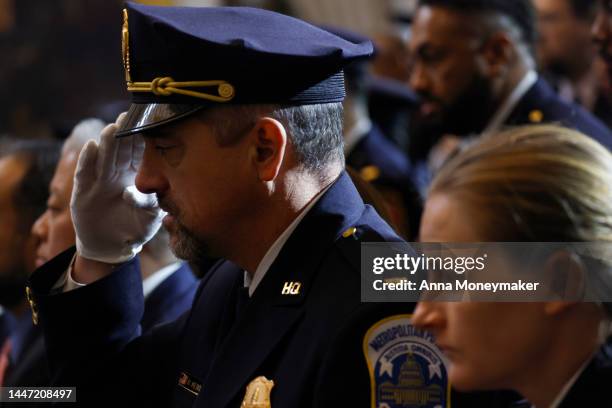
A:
244 181 336 297
483 70 537 137
547 351 595 408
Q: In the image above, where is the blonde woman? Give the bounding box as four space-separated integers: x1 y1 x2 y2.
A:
413 125 612 407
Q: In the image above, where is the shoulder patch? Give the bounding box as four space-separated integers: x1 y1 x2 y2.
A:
363 314 450 408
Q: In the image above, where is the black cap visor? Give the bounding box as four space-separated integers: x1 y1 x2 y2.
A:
115 103 205 137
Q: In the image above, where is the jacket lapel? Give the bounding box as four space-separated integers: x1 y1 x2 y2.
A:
198 172 366 407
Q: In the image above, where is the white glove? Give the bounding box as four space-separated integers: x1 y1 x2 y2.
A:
71 113 165 264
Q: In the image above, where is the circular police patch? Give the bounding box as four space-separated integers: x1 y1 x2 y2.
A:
363 315 450 408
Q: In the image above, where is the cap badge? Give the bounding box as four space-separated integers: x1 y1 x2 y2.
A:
122 8 132 84
121 9 235 102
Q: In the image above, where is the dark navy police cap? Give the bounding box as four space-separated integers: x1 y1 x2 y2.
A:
117 2 374 137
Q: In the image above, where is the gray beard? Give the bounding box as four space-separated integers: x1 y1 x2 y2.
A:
169 221 210 267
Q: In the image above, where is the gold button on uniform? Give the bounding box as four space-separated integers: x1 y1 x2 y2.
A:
342 227 357 238
360 165 380 182
529 110 544 123
25 286 39 325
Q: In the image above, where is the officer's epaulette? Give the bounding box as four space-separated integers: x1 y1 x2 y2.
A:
335 225 387 271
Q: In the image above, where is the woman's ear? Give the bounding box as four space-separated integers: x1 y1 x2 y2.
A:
249 117 287 182
543 251 585 316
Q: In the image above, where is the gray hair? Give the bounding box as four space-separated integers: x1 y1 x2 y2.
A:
199 103 345 174
62 118 107 155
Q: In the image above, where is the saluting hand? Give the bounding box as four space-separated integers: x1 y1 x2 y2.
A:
70 113 165 264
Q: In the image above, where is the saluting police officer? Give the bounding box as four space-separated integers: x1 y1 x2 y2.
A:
27 4 513 408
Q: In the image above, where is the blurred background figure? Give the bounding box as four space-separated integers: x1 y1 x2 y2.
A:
415 125 612 407
368 0 419 152
0 1 125 139
370 33 413 83
366 75 419 153
328 26 421 239
32 118 198 333
535 0 612 128
0 138 60 386
406 0 612 195
137 231 199 331
592 0 612 78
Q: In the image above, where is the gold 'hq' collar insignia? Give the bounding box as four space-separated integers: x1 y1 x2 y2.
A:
121 8 235 103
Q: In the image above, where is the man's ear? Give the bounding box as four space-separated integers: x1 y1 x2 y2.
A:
478 32 514 77
249 117 287 182
543 251 585 316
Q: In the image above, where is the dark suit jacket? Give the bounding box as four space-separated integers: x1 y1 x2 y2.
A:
0 312 15 348
141 263 197 332
2 310 45 385
2 315 48 408
28 173 509 407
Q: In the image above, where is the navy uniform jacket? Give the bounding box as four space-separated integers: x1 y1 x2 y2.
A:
347 125 413 189
506 78 612 150
347 125 422 239
141 263 197 332
558 341 612 407
28 173 507 407
3 265 196 389
509 341 612 407
367 75 419 151
412 77 612 195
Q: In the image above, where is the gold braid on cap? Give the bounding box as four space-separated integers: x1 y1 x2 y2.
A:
121 8 235 103
129 78 236 102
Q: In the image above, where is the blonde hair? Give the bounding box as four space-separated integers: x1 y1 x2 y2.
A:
429 125 612 243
